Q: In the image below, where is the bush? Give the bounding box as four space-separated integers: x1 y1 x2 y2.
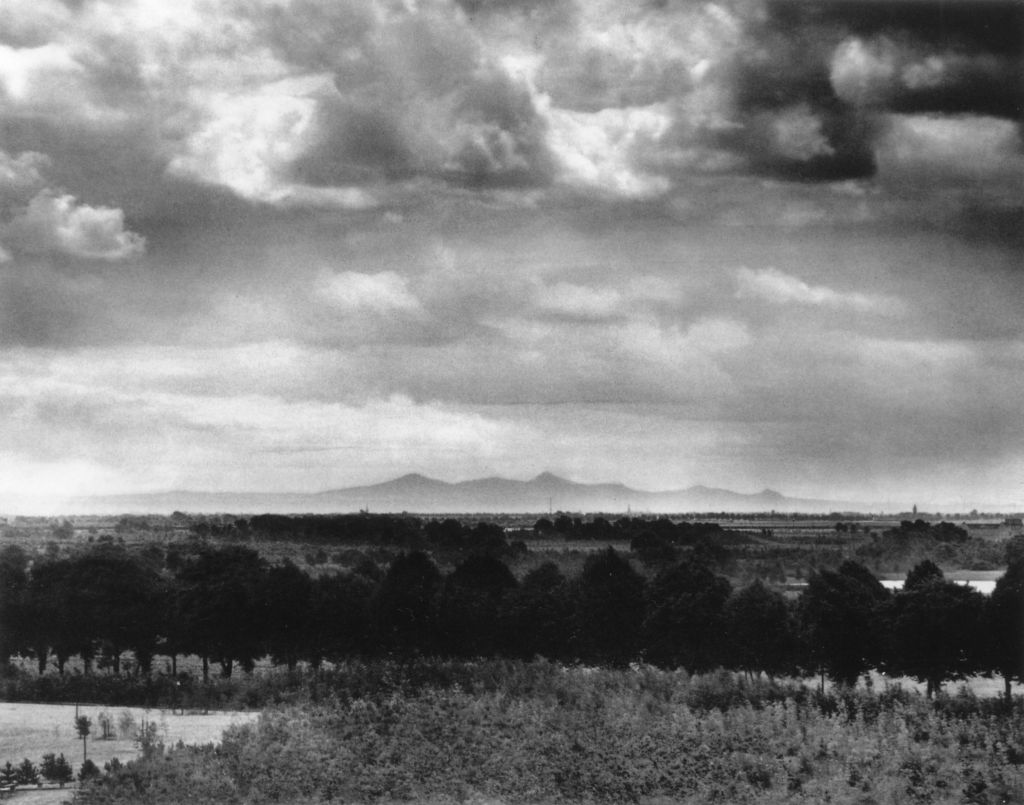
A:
15 758 39 786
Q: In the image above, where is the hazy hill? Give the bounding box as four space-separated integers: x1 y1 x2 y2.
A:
19 472 858 515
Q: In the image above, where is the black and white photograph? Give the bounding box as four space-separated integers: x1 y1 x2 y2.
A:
0 0 1022 801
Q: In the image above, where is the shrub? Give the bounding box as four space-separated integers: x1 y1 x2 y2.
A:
15 758 39 786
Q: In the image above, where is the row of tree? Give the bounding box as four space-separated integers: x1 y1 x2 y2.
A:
0 754 78 788
0 542 1021 698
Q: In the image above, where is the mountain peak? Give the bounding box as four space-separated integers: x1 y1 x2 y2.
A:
532 471 570 485
388 472 443 486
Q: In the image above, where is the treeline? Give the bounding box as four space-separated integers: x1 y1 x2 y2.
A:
192 512 733 550
0 541 1021 701
185 512 1007 575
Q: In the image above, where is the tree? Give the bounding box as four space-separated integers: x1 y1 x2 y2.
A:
903 559 943 591
572 548 646 667
173 545 268 678
24 558 83 674
69 546 164 675
0 545 29 667
643 559 731 671
0 761 17 787
306 572 373 666
885 571 986 698
41 753 74 787
264 561 313 671
1006 534 1024 566
505 561 572 661
724 580 797 678
798 561 889 688
16 758 39 787
372 552 443 654
438 555 518 657
78 759 100 782
76 715 92 764
988 559 1024 702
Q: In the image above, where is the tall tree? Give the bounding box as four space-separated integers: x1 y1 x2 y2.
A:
307 572 374 666
643 559 731 671
24 558 85 674
438 555 517 657
987 559 1024 702
572 548 646 667
174 545 268 678
75 716 92 765
724 580 797 679
886 568 986 698
66 546 163 675
0 545 29 666
798 561 889 688
264 561 313 671
372 552 443 655
505 561 572 661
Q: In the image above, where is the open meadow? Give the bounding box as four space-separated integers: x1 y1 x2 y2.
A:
0 702 257 782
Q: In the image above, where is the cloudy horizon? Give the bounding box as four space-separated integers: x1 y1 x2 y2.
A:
0 0 1021 512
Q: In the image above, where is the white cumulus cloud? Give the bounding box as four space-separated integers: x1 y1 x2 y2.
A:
3 190 145 260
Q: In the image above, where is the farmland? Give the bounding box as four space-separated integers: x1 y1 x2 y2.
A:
0 510 1021 803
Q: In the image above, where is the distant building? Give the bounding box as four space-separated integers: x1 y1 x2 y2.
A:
1004 517 1023 528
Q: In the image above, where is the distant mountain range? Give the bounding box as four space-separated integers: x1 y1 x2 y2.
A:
11 472 869 515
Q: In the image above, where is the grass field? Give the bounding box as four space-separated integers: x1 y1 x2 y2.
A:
0 702 257 774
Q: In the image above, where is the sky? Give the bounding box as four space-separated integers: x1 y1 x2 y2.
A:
0 0 1021 512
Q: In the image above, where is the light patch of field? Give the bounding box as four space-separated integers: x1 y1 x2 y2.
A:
0 702 257 772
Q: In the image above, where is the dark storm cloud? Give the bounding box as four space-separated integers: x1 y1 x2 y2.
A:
770 0 1023 57
715 0 1022 181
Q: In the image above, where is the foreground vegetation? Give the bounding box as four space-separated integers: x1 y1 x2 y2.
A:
71 661 1024 805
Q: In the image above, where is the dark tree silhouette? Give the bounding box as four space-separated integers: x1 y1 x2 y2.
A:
724 579 796 679
75 716 92 764
886 572 986 698
988 559 1024 702
439 555 517 657
643 559 731 671
264 561 313 671
307 572 374 665
16 758 39 787
41 753 74 787
572 548 646 667
373 552 443 654
798 561 889 688
174 545 268 679
903 559 943 591
0 545 28 666
505 561 572 661
67 546 163 675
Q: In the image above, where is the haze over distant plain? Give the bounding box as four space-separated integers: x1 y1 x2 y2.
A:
0 0 1021 512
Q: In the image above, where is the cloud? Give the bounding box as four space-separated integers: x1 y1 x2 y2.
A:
736 267 904 315
0 345 539 494
318 270 423 314
167 78 381 209
544 104 673 198
876 114 1023 182
0 149 49 201
0 42 81 104
831 35 1021 119
534 281 623 320
2 190 145 260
